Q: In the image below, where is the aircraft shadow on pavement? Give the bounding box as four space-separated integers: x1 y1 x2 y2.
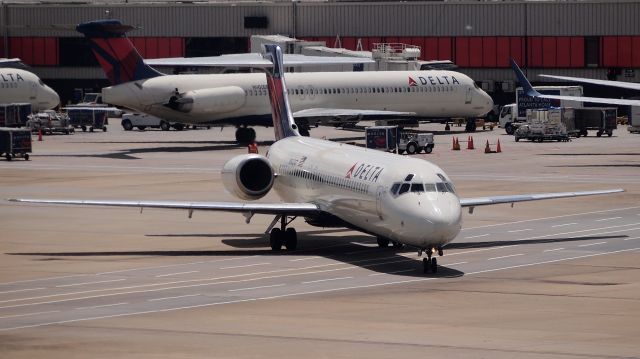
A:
447 234 627 250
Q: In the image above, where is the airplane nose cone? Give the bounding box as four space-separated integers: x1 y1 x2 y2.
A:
479 90 494 115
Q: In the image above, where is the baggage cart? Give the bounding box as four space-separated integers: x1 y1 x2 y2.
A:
0 127 32 160
67 108 108 132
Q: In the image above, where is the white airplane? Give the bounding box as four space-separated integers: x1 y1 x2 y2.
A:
78 19 493 143
511 60 640 107
10 45 623 274
0 60 60 111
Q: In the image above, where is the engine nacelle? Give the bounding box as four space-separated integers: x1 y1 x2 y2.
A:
169 86 245 114
221 154 275 200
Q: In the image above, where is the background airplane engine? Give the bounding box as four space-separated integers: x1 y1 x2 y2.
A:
169 86 246 114
221 154 275 200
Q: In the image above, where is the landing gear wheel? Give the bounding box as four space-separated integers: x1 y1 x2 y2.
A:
24 153 29 161
160 121 171 131
269 228 283 251
376 236 390 248
137 126 146 131
173 123 184 131
235 127 256 144
430 257 438 273
392 241 404 249
284 228 298 251
81 125 87 132
299 127 310 137
423 258 430 274
597 130 603 137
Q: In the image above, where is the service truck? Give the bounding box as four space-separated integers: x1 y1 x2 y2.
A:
514 108 571 142
499 86 583 134
365 125 434 154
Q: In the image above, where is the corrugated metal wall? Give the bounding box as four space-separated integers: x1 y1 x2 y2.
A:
3 1 640 38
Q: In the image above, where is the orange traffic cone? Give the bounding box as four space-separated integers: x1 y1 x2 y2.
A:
496 139 502 153
454 137 460 150
484 140 491 153
467 135 475 150
247 142 258 154
38 128 42 141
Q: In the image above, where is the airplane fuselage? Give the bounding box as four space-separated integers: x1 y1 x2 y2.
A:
0 69 59 111
103 70 493 126
267 136 462 248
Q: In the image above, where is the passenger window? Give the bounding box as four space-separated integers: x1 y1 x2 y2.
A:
424 183 436 192
398 183 410 195
411 183 424 193
390 183 401 195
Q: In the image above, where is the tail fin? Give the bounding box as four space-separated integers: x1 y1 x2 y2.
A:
510 59 540 97
262 44 300 140
76 20 162 85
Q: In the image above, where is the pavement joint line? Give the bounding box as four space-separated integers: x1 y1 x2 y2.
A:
228 284 285 292
302 277 353 284
578 242 607 247
551 223 578 228
1 247 639 332
155 271 199 278
0 310 60 319
461 205 640 231
0 288 46 295
488 254 524 261
219 263 271 270
148 294 201 302
75 302 128 310
55 279 126 288
544 248 565 252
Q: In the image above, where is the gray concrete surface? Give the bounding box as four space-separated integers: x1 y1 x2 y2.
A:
0 122 638 358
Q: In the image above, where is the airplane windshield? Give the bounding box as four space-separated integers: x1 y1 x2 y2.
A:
390 181 455 196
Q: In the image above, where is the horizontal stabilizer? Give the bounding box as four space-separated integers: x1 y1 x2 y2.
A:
145 53 374 68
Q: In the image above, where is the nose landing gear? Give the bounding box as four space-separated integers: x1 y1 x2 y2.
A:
420 246 443 274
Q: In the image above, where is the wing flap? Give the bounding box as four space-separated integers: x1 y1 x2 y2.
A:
459 189 624 208
536 94 640 107
539 74 640 91
293 108 416 118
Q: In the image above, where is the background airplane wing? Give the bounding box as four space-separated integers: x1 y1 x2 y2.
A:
145 53 374 68
459 189 624 208
539 74 640 91
532 94 640 106
293 108 416 118
8 199 321 216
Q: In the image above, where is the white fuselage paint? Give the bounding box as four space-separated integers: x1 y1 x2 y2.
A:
267 136 462 249
103 70 493 125
0 69 59 111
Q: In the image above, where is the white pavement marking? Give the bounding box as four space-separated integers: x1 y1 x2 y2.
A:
507 229 533 233
0 288 45 295
488 254 524 261
552 223 578 228
446 261 468 266
55 279 126 288
0 310 60 319
302 277 353 284
544 248 564 252
148 294 201 302
289 257 320 262
465 234 490 239
369 270 415 277
75 302 128 310
228 284 285 292
155 271 199 278
0 274 88 286
596 217 622 222
578 242 607 247
461 206 640 231
2 247 638 332
219 263 271 270
96 256 253 275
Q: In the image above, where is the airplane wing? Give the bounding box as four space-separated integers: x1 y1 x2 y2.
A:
459 189 624 208
539 74 640 91
62 106 121 111
293 108 416 118
8 199 320 216
145 53 374 68
511 60 640 106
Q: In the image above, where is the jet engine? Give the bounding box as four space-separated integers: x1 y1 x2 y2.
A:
221 154 275 201
166 86 246 114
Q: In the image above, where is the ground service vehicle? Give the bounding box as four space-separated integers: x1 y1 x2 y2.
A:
121 113 184 131
514 108 570 142
398 131 434 154
67 108 108 132
27 111 74 134
365 125 434 154
0 127 31 160
574 108 617 137
629 105 640 133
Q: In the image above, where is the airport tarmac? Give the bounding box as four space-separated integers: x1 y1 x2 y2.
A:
1 123 639 358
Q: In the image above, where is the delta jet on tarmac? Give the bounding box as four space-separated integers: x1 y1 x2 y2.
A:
10 45 623 274
0 59 60 111
77 19 493 143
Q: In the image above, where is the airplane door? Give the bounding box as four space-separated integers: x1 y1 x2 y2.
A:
376 186 385 219
465 86 472 104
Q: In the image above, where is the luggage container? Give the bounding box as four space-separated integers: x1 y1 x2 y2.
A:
366 126 398 152
574 108 617 137
67 108 108 132
0 127 32 160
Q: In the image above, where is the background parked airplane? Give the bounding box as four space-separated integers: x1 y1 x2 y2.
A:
10 45 623 274
78 19 493 143
0 59 60 111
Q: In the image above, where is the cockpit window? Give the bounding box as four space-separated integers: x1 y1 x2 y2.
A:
424 183 436 192
410 183 424 193
436 182 448 193
404 174 414 181
390 183 400 195
398 183 410 195
445 182 456 193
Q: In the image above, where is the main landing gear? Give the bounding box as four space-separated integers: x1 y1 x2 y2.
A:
268 215 298 251
376 236 404 249
420 246 444 274
235 127 256 144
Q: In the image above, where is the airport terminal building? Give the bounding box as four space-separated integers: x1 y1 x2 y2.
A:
2 0 640 104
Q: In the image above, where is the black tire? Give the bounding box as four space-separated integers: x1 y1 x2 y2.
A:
103 126 107 132
505 123 515 135
607 131 613 137
173 123 184 131
284 228 298 251
299 128 310 137
122 120 133 131
515 136 520 142
248 128 257 143
81 125 87 132
596 130 603 137
24 153 29 161
406 142 418 155
6 153 12 161
423 258 430 273
269 228 283 251
431 257 438 273
160 121 171 131
392 241 404 249
89 127 94 132
376 236 390 248
424 146 433 154
137 126 146 131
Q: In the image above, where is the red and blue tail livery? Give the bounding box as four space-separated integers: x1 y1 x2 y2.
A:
76 20 162 85
262 44 300 140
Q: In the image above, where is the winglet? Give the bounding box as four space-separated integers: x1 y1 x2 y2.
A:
262 45 301 141
510 59 540 97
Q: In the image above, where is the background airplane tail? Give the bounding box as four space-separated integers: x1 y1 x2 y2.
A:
263 44 300 140
77 20 162 85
